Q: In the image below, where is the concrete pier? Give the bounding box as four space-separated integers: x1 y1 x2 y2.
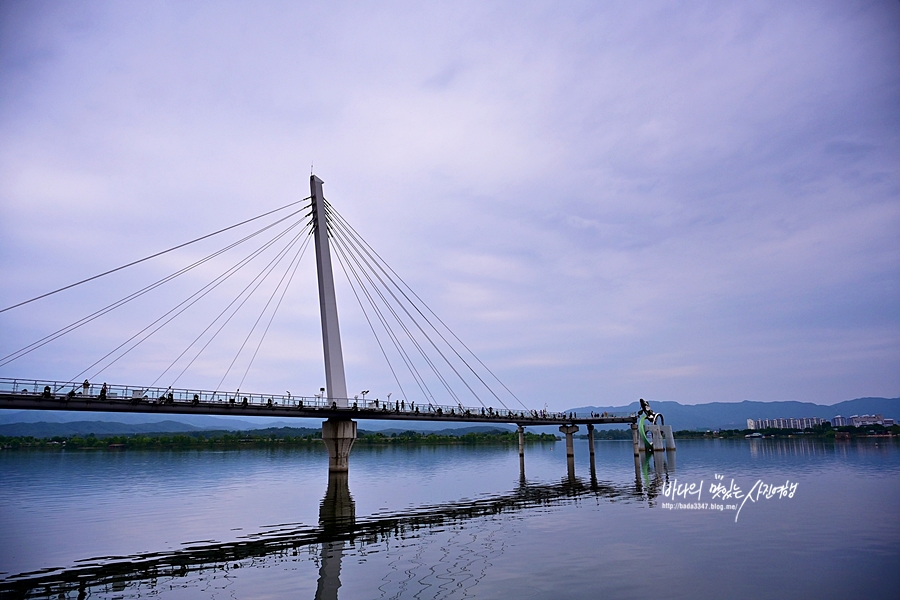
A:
558 424 579 458
587 423 596 479
662 425 676 470
586 423 595 458
322 418 357 472
649 424 665 454
559 424 579 480
662 425 676 451
517 425 525 458
517 425 526 479
631 423 641 457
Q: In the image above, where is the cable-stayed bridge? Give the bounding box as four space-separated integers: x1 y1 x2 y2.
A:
0 175 673 473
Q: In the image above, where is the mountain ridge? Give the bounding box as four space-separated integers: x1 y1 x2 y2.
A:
569 397 900 430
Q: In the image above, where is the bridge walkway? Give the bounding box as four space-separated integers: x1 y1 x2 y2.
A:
0 378 635 428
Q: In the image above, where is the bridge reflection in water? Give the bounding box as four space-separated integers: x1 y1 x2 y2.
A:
0 458 670 600
316 472 355 600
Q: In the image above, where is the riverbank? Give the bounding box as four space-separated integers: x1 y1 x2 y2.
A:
674 424 900 439
6 424 894 451
0 427 557 450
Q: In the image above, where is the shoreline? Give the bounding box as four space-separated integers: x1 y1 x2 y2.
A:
0 429 558 451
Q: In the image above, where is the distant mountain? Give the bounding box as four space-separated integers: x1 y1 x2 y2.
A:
568 397 900 430
0 410 312 430
0 419 515 439
0 420 204 438
0 409 510 434
216 426 320 437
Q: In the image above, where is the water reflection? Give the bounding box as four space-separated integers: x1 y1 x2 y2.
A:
316 472 355 600
666 449 676 471
631 451 677 504
0 469 650 599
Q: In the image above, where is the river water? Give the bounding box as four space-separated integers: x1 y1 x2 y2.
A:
1 437 898 599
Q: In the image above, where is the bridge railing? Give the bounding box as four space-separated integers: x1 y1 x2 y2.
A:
0 378 635 422
0 377 320 409
343 398 576 422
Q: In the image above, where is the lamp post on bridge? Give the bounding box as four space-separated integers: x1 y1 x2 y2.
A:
311 174 356 472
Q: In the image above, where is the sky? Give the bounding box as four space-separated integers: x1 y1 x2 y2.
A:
0 0 898 410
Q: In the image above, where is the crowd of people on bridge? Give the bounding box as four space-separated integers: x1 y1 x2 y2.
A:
21 380 627 423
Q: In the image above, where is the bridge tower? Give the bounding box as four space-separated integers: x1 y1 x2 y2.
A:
311 175 356 472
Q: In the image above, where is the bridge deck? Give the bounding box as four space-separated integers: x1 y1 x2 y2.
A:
0 379 634 427
0 393 634 427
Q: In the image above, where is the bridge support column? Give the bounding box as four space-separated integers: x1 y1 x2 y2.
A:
587 423 596 479
517 425 525 458
517 425 526 480
559 424 579 481
631 423 641 457
648 424 664 474
322 418 357 472
587 423 595 459
661 425 676 471
649 424 664 455
662 425 676 451
559 424 579 458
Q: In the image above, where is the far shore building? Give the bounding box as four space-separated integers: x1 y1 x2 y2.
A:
747 414 895 430
831 414 893 427
750 417 825 430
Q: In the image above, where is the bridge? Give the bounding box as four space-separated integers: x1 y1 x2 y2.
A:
0 175 674 474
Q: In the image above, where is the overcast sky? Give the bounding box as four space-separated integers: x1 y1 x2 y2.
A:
1 0 897 409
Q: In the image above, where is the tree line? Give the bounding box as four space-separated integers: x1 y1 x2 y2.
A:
674 423 900 439
0 428 557 450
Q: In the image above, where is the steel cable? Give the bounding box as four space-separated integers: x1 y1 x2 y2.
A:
331 232 418 404
215 228 313 392
326 202 526 410
0 196 312 314
72 214 310 383
161 221 312 389
328 207 487 408
0 206 311 368
236 232 311 392
330 220 464 407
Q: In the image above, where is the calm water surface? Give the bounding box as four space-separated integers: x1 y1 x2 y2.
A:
1 438 898 599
